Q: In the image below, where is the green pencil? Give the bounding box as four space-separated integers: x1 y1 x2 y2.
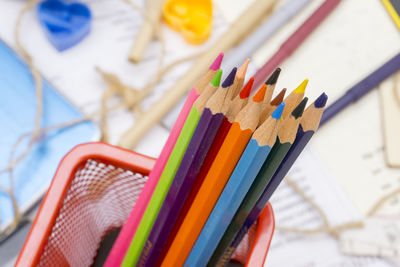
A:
121 70 223 267
209 97 308 267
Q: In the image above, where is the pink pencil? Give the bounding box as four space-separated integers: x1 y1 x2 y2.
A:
104 53 224 267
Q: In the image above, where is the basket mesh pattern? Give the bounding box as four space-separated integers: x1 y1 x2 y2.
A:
38 159 147 267
36 158 257 266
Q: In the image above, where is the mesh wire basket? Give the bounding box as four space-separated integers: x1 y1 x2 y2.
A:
16 142 274 267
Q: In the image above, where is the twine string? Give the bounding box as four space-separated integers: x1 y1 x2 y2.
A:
0 0 200 236
276 177 364 239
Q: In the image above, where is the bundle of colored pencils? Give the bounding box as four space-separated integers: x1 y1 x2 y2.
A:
105 54 328 267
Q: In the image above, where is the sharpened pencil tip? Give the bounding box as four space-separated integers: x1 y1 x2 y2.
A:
211 70 223 87
292 97 308 119
237 58 250 79
222 67 237 88
293 79 308 94
210 53 224 70
239 78 254 99
314 92 328 108
265 68 281 85
270 88 286 105
271 102 285 119
253 84 267 103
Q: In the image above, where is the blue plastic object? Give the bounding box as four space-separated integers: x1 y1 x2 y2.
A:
37 0 92 51
0 40 97 231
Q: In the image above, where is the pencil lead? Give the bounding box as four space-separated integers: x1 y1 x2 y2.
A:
271 102 285 119
265 68 281 85
222 67 237 88
239 78 254 99
293 79 308 93
270 88 286 105
210 53 224 70
292 97 308 119
253 84 267 103
237 58 250 79
314 92 328 108
211 70 223 87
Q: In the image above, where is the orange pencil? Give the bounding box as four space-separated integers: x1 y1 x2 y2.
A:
231 58 250 98
161 84 267 267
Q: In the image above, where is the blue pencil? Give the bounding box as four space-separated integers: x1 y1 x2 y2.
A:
220 93 327 266
184 103 285 267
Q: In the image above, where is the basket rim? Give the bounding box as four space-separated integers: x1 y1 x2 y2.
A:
16 142 275 267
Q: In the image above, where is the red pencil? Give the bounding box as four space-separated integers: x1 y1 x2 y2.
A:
155 78 254 266
253 0 342 87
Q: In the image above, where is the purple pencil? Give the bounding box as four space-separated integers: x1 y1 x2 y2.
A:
136 68 238 267
320 52 400 125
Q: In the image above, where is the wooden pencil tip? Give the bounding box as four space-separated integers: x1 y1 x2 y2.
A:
237 58 250 79
293 79 308 94
211 70 223 87
271 102 285 119
314 92 328 108
253 84 267 103
210 53 224 70
239 78 254 99
270 88 286 105
265 68 281 85
222 67 237 88
292 97 308 119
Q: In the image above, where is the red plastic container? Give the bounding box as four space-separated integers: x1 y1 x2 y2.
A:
16 142 274 267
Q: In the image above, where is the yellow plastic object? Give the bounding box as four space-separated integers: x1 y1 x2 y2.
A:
163 0 213 44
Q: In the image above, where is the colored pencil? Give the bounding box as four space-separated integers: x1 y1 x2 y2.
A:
225 78 254 123
154 77 255 267
253 0 342 88
382 0 400 30
282 79 307 119
320 52 400 126
119 53 223 148
225 93 327 267
185 103 285 267
135 69 237 267
261 68 281 111
222 93 328 266
121 69 225 267
221 0 312 70
209 98 308 267
260 88 287 124
121 0 278 148
105 53 223 267
197 69 281 199
231 59 250 98
161 85 267 267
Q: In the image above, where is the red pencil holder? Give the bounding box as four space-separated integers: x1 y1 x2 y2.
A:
16 142 275 267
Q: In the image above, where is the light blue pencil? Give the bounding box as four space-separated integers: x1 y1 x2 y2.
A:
184 103 285 267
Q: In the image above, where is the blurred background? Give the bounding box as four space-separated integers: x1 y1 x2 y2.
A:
0 0 400 266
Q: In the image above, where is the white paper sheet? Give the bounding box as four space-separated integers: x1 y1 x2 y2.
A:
265 148 397 267
251 0 400 216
